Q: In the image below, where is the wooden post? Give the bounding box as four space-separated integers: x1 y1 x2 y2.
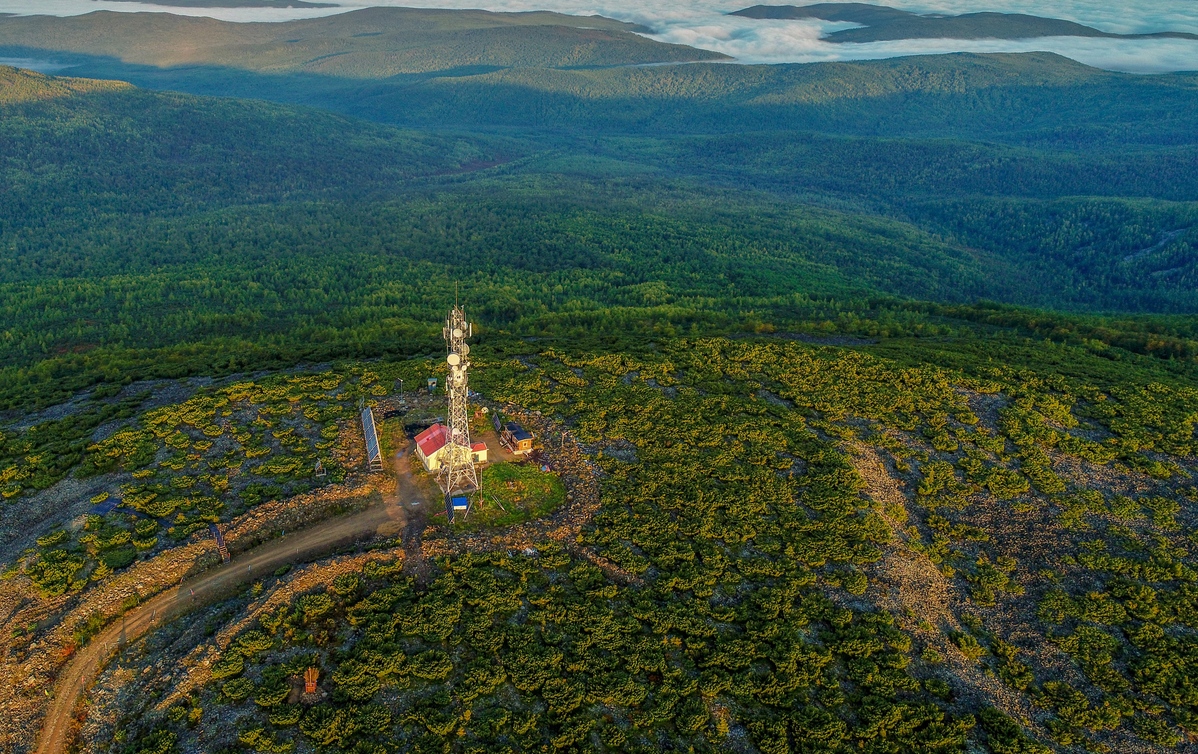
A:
304 667 319 694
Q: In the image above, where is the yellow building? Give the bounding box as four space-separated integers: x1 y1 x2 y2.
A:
414 423 487 471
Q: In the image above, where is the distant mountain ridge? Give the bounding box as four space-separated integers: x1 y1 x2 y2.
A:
116 0 337 7
731 3 1198 42
0 8 725 78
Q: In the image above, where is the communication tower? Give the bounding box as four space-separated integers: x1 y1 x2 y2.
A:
438 305 478 509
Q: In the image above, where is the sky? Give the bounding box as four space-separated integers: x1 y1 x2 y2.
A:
1 0 1197 73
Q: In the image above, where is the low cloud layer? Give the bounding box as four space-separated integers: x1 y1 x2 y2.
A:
2 0 1196 73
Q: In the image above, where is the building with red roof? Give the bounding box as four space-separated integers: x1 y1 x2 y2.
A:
471 441 489 464
414 423 487 471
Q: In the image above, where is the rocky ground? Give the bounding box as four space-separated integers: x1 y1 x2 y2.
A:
20 383 605 754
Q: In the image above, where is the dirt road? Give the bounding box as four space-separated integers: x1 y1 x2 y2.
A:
34 494 408 754
36 429 598 754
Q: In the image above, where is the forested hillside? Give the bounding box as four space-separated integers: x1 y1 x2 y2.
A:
7 12 1196 327
2 61 1198 414
0 66 130 104
343 53 1198 144
0 65 494 222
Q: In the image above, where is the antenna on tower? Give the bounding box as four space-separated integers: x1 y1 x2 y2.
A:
438 302 478 521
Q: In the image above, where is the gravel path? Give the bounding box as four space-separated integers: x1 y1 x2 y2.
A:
34 495 406 754
36 416 603 754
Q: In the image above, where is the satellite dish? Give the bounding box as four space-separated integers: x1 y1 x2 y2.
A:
452 328 463 338
460 343 470 356
447 353 461 366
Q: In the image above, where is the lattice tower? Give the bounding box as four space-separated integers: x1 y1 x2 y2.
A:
438 305 479 496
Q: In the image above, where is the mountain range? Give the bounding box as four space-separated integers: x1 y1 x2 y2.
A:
732 3 1198 43
0 7 720 78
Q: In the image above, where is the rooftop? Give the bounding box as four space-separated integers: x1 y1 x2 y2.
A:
415 423 448 457
504 422 533 441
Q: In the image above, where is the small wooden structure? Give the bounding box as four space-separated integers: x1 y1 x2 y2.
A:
501 422 535 454
304 667 319 694
209 523 230 563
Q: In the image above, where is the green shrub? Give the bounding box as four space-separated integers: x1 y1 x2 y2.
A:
978 708 1051 754
100 546 137 570
222 677 254 701
951 631 987 661
120 729 177 754
269 705 303 727
211 654 245 680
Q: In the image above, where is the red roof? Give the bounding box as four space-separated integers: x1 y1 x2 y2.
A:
415 424 448 457
471 441 487 452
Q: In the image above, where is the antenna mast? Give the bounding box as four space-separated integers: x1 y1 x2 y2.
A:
438 304 478 504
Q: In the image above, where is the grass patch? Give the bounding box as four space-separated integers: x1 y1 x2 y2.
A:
379 417 407 461
461 462 566 529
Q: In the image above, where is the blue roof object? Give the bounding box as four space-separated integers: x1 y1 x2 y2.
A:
451 496 469 510
504 422 533 441
90 498 120 515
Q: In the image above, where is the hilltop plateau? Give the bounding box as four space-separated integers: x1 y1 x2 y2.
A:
4 333 1198 754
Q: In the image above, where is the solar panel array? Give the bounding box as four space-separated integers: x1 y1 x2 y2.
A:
361 406 383 471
